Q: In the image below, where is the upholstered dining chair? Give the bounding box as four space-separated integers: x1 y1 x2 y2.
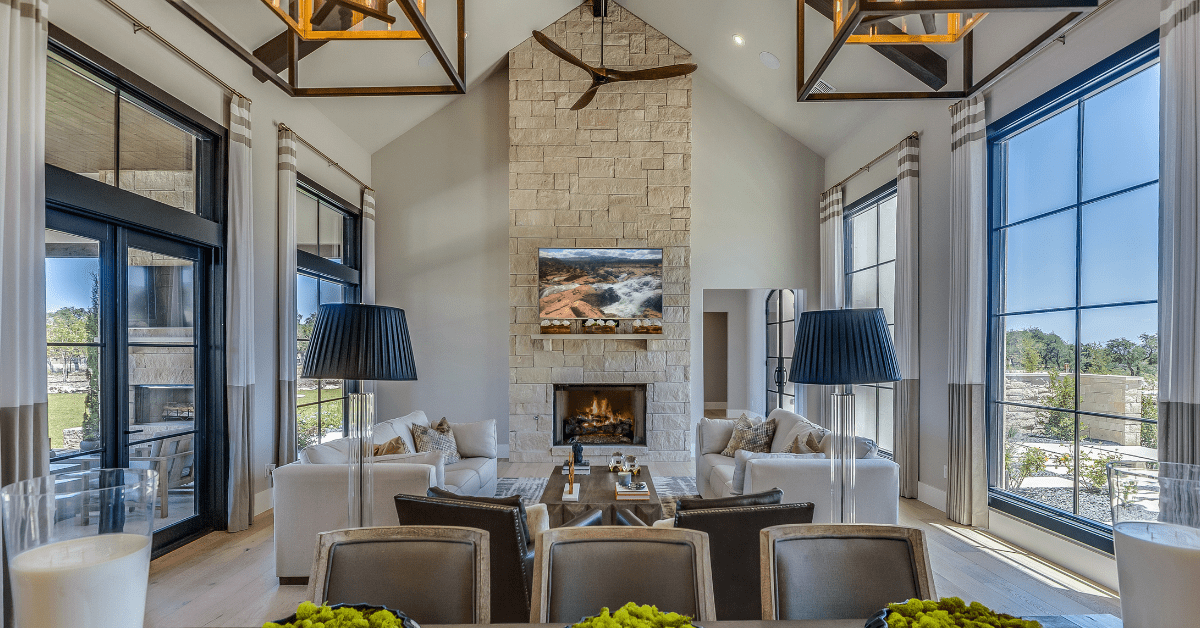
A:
394 490 602 623
530 526 717 623
308 525 489 625
760 524 935 620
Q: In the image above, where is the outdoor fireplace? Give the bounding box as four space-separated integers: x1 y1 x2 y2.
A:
553 384 646 446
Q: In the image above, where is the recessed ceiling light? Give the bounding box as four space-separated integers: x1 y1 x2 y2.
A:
732 34 745 47
418 51 436 67
760 51 781 70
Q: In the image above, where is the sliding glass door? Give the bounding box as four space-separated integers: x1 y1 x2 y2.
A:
46 209 219 550
766 289 798 413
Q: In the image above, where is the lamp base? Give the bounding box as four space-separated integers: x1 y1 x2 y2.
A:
830 389 856 524
347 392 375 527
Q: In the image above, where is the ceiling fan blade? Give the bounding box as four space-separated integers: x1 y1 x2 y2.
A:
570 84 602 111
606 63 698 82
532 30 597 78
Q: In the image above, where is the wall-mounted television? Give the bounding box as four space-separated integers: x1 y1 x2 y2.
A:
538 248 663 320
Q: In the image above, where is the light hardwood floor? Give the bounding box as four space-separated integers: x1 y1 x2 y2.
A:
144 460 1119 627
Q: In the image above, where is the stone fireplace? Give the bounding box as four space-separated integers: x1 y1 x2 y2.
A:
554 384 647 446
507 1 692 462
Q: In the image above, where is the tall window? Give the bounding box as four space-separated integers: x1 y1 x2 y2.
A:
294 178 360 452
844 182 898 453
987 36 1159 543
44 30 225 550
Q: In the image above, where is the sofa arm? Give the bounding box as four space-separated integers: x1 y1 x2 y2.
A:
744 458 899 524
272 462 437 580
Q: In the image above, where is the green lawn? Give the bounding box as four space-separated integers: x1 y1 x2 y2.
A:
48 392 85 449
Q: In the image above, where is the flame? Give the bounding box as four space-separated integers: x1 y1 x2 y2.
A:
573 394 632 430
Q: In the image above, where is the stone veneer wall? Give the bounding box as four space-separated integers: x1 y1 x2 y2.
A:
508 2 692 463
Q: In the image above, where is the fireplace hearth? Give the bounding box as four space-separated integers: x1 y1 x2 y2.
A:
554 384 646 446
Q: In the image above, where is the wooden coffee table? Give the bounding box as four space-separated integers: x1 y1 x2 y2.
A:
540 467 663 526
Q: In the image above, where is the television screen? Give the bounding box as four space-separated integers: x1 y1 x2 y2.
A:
538 248 663 320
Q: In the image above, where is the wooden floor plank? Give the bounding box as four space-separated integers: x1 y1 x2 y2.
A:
143 462 1121 627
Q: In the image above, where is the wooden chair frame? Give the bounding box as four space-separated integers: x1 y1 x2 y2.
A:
308 525 490 623
759 523 935 620
530 526 717 623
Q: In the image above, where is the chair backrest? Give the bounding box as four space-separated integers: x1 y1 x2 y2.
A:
674 502 814 619
394 493 531 623
308 526 489 624
760 524 935 620
531 526 716 623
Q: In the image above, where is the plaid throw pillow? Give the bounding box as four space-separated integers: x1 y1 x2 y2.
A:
412 417 461 464
720 416 777 457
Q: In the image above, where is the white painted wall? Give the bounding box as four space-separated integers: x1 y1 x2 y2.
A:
689 72 825 426
820 0 1158 584
370 69 512 445
51 0 372 510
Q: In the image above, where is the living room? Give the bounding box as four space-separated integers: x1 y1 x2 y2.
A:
0 0 1194 627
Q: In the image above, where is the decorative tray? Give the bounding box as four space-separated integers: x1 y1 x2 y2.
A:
272 603 419 628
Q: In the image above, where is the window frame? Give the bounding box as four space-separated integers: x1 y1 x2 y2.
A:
843 179 899 455
985 30 1161 553
294 174 361 452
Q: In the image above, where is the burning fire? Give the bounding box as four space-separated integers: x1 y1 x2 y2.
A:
573 394 632 430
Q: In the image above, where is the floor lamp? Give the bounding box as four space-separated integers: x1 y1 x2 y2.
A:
301 303 417 527
788 308 900 523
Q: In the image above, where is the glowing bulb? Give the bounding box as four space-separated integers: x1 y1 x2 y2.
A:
732 34 745 47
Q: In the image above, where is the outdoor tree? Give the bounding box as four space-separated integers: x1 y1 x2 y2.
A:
1105 337 1149 376
46 306 90 381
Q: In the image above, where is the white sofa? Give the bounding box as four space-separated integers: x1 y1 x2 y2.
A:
695 408 900 524
273 411 499 582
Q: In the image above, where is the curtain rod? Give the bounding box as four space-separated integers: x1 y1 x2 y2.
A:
100 0 250 104
279 123 374 193
829 131 918 191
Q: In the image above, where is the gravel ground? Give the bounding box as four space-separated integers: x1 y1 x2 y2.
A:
1012 485 1114 522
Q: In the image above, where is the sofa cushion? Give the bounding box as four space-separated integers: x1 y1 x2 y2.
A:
445 468 482 496
709 464 736 497
818 433 880 459
699 418 739 455
732 451 826 494
298 437 353 464
676 488 784 511
413 418 462 464
721 416 777 457
372 411 430 455
769 408 829 453
372 451 445 487
452 419 497 459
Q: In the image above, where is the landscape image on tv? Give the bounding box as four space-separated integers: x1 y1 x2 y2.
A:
538 248 663 320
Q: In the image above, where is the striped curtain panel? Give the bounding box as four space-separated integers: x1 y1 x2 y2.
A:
1 1 50 624
947 96 989 526
276 130 299 466
893 135 920 499
819 187 845 310
1159 0 1200 465
226 97 254 532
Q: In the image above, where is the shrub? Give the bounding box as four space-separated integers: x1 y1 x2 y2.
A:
1004 443 1047 490
1036 370 1077 442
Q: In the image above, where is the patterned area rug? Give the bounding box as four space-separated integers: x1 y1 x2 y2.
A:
496 475 699 519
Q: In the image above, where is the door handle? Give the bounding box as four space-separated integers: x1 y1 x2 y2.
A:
774 366 785 390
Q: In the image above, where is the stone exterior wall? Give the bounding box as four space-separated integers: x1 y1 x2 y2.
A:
1003 372 1154 445
507 2 692 463
97 169 196 214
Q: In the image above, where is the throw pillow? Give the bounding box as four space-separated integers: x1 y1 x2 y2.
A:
675 488 784 511
372 435 411 456
817 433 880 459
783 432 823 454
720 415 777 457
426 487 531 544
412 417 462 464
731 451 826 494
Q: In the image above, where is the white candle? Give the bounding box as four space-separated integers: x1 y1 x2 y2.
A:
1114 520 1200 628
11 533 152 628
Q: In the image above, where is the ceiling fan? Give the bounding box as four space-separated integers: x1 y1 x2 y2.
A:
532 0 697 110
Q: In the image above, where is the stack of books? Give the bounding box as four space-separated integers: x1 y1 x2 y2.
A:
561 460 591 475
615 481 650 501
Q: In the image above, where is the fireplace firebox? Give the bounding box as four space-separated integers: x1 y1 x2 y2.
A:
553 384 646 446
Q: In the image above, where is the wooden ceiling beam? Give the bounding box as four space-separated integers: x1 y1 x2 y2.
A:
805 0 948 91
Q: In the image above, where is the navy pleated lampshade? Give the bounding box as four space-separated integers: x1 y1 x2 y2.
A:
788 308 901 385
301 304 417 381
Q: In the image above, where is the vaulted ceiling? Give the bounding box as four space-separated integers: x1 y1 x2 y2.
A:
190 0 1084 156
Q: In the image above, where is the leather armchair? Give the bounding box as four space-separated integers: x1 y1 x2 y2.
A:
394 492 601 623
